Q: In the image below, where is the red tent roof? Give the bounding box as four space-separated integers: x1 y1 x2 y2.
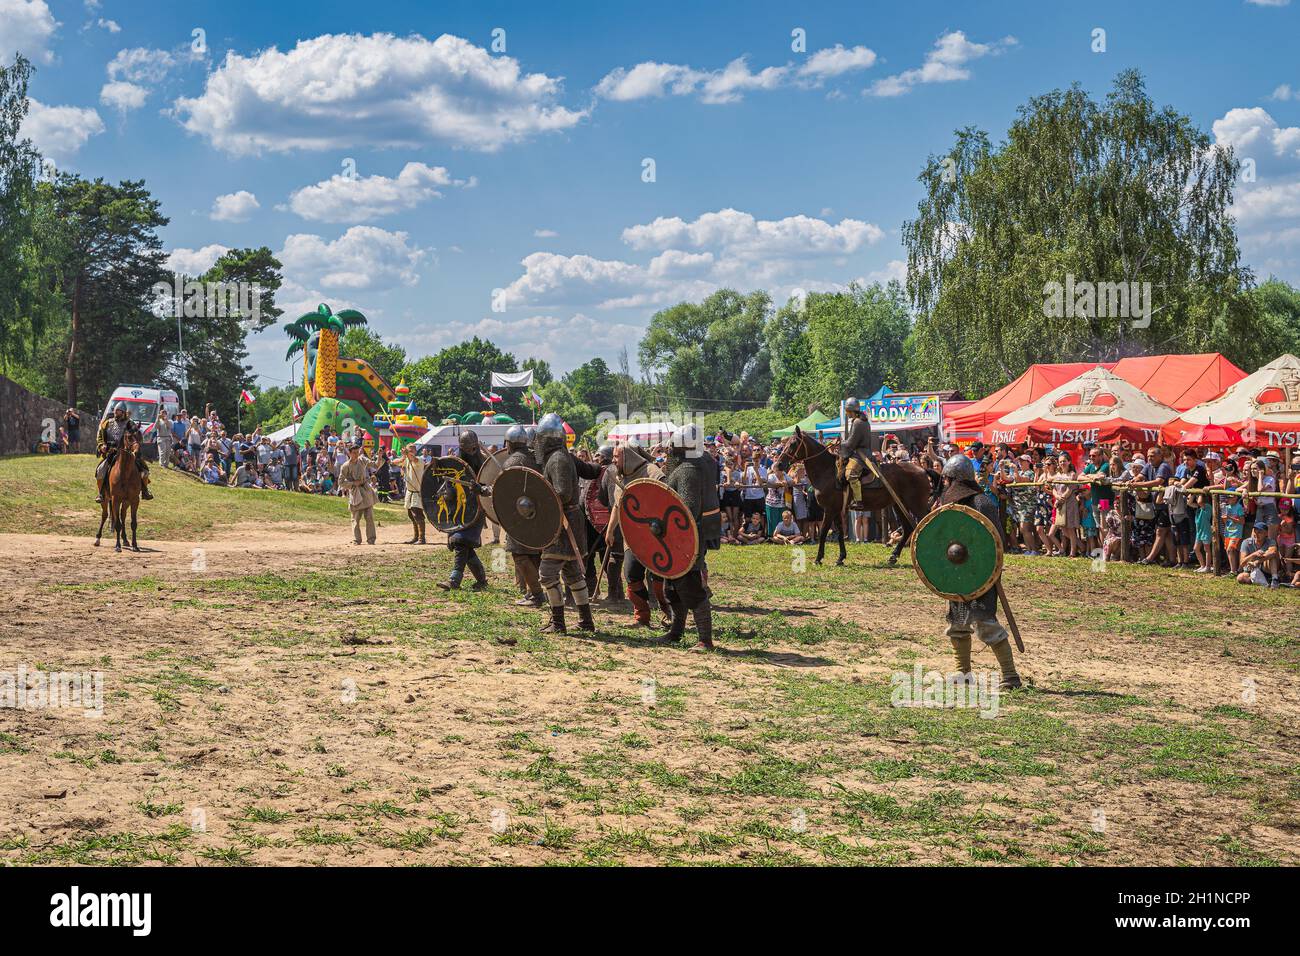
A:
944 354 1246 441
1109 353 1246 411
945 363 1101 437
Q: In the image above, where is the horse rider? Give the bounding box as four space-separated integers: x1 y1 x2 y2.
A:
534 413 595 633
601 441 670 628
937 453 1021 691
662 423 721 650
836 396 876 507
95 403 153 502
500 424 547 607
438 429 489 591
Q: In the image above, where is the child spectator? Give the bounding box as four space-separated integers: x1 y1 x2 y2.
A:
771 509 805 545
738 512 766 544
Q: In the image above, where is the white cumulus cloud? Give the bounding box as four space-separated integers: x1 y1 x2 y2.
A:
20 99 104 163
798 44 877 80
210 190 260 222
0 0 58 64
287 162 473 223
100 81 147 111
595 45 878 105
1212 106 1300 158
174 32 586 155
165 244 230 276
278 226 427 291
868 31 1016 97
622 208 883 256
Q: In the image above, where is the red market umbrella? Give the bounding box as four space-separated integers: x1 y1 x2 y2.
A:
1161 421 1244 447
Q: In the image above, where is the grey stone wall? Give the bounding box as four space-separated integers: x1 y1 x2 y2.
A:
0 375 93 456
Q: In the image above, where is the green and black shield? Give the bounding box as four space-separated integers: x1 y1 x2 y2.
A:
910 504 1003 601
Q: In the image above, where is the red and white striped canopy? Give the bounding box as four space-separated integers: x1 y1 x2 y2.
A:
1163 353 1300 448
988 367 1179 445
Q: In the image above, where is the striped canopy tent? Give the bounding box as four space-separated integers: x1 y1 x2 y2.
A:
989 367 1179 445
1162 354 1300 448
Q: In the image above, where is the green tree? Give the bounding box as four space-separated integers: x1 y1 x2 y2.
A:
403 337 519 422
42 174 169 407
903 70 1251 397
638 288 772 406
764 294 814 413
161 248 283 425
564 357 618 413
0 55 46 369
802 281 911 411
538 379 595 439
521 357 552 387
340 326 407 384
1234 278 1300 369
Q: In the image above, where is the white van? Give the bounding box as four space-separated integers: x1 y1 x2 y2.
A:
100 385 181 460
413 422 521 458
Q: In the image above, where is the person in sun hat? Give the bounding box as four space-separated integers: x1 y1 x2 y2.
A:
339 437 378 545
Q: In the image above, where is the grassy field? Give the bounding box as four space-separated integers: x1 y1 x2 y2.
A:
0 452 1296 866
0 454 406 538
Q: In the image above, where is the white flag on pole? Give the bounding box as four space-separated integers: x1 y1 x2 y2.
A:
491 370 534 389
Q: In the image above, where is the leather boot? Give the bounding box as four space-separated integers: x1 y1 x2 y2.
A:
950 634 973 674
627 584 652 626
417 513 428 544
606 566 626 603
141 477 154 500
991 638 1022 690
651 579 672 629
576 603 596 632
541 605 566 633
692 602 714 650
662 595 687 643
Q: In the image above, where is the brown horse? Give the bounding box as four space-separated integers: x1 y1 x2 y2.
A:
95 432 142 552
776 426 937 566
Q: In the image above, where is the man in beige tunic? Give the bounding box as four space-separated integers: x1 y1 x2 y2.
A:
340 438 378 545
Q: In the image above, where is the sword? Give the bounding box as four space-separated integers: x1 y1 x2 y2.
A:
996 581 1025 653
861 453 912 525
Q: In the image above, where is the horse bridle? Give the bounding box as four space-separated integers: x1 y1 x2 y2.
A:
783 432 830 467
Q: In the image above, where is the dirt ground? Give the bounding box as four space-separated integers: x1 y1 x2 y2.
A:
1 518 1297 866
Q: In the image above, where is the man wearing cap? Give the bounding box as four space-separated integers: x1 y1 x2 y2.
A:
1237 521 1279 587
936 453 1022 690
836 397 877 506
339 439 378 545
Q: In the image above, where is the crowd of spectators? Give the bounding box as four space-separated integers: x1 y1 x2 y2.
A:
595 429 1299 589
156 406 426 501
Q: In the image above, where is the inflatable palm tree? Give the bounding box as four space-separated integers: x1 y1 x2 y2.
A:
284 304 392 448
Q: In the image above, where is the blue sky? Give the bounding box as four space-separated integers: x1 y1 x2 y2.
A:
7 0 1300 390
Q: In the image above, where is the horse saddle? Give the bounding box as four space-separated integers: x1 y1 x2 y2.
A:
95 457 110 482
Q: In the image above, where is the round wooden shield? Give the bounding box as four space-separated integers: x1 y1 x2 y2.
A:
619 479 699 580
421 456 483 534
492 466 563 551
476 448 509 524
584 465 611 534
910 504 1003 601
